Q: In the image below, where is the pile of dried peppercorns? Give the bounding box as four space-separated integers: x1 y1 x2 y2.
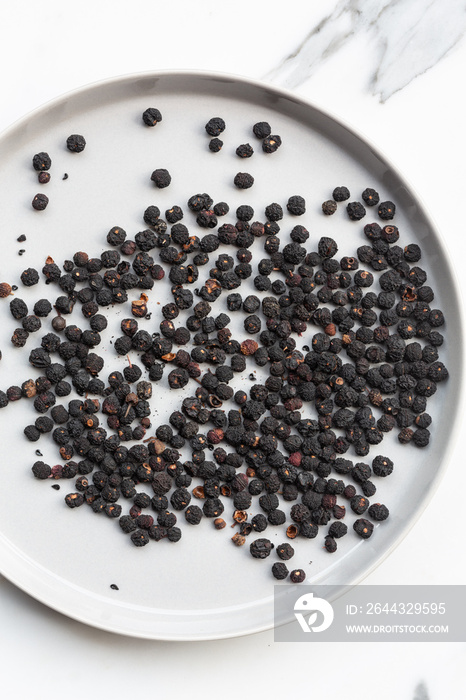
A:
0 109 449 584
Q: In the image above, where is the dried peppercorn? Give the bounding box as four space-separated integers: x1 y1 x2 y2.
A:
346 202 366 221
290 569 306 583
184 505 203 525
353 518 374 539
65 492 84 508
265 202 283 222
106 226 127 246
368 503 389 521
378 200 396 220
130 529 150 547
142 107 162 126
33 299 53 317
38 172 50 183
333 186 350 202
11 328 28 347
262 135 281 153
236 143 254 158
272 562 289 580
197 210 218 228
276 542 294 560
167 527 182 542
322 200 337 215
252 121 271 139
24 425 40 441
32 152 52 171
234 172 254 189
231 533 246 546
287 195 306 216
203 497 224 518
350 495 370 514
66 134 86 153
151 168 171 188
403 243 421 262
20 268 40 286
32 193 49 210
205 117 225 136
250 538 274 559
143 205 160 227
208 138 223 152
328 521 348 538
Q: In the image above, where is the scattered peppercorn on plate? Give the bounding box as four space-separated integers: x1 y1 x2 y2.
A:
0 71 461 640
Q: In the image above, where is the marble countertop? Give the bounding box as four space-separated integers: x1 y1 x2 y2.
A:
0 2 465 698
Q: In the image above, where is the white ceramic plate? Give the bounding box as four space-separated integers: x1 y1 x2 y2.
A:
0 71 461 640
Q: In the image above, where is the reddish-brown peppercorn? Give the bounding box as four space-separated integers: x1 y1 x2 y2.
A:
322 494 337 509
207 428 224 444
240 339 259 356
231 533 246 546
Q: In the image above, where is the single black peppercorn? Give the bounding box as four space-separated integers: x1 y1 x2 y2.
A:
276 542 295 560
368 503 389 521
32 152 52 171
209 138 223 152
287 195 306 216
324 536 337 553
252 121 271 139
66 134 86 153
32 193 49 210
333 186 350 201
362 188 380 206
262 135 282 153
205 117 225 136
353 518 374 539
130 529 150 547
378 200 396 220
250 538 274 559
151 168 171 188
142 107 162 126
289 569 306 583
347 201 366 221
234 172 254 189
272 562 289 580
236 143 254 158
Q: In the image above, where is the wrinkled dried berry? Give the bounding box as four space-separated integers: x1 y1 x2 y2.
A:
234 172 254 189
66 134 86 153
32 193 49 211
142 107 162 126
151 168 171 188
250 538 274 559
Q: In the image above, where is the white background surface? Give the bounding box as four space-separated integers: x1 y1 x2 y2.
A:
0 2 465 698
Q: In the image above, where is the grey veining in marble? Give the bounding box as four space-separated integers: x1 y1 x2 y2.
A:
413 681 429 700
266 0 466 101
